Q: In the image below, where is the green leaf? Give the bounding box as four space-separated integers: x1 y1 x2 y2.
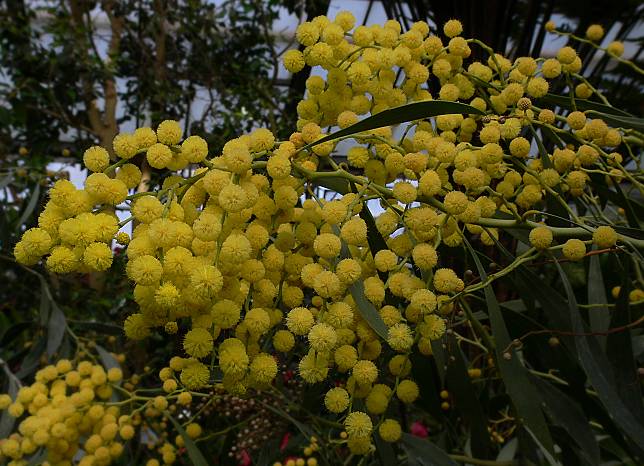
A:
16 183 41 230
16 337 46 378
0 365 20 438
524 426 562 466
0 322 34 347
339 235 389 340
375 434 398 465
317 177 350 195
590 174 644 228
348 281 389 340
553 260 644 451
532 376 600 465
38 275 50 327
46 303 66 357
607 263 644 422
305 100 484 149
401 433 458 466
69 321 123 335
496 438 518 461
463 238 554 455
444 335 492 459
588 253 610 349
258 400 315 439
0 174 13 190
410 352 444 418
96 345 120 371
529 126 570 228
611 182 642 229
165 414 209 466
359 202 388 257
540 94 632 117
585 111 644 131
27 449 46 466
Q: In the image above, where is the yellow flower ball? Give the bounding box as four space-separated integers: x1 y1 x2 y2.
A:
562 238 586 261
586 24 604 42
443 191 468 215
529 226 553 250
113 133 138 159
180 360 210 389
324 387 350 413
607 41 624 57
83 146 110 172
249 353 278 384
146 143 173 169
344 411 372 439
379 419 402 442
387 323 414 351
83 242 113 271
392 181 417 204
283 49 305 73
124 313 151 340
592 226 617 248
183 328 213 359
443 19 463 38
433 268 464 293
181 135 208 163
308 323 337 352
352 360 378 386
157 120 182 145
396 379 419 403
273 330 295 352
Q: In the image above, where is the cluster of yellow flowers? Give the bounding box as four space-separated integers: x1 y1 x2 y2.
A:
0 355 211 466
0 360 133 465
12 11 642 458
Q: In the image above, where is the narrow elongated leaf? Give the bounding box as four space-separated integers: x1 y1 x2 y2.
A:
16 183 41 230
464 238 554 454
27 449 46 466
0 174 13 190
445 335 492 458
348 281 389 340
0 322 33 347
317 177 350 195
590 174 644 226
524 426 562 466
532 376 600 465
16 337 46 378
585 111 644 131
305 101 484 149
529 126 570 228
96 345 120 371
39 276 50 326
401 433 458 466
338 235 389 340
359 202 388 257
541 94 632 116
588 254 610 348
612 225 644 240
0 366 20 438
496 438 518 461
258 400 315 439
554 260 644 451
46 303 66 357
375 435 398 465
611 181 642 229
492 238 575 352
410 352 444 417
607 265 644 421
69 321 123 335
165 414 209 466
